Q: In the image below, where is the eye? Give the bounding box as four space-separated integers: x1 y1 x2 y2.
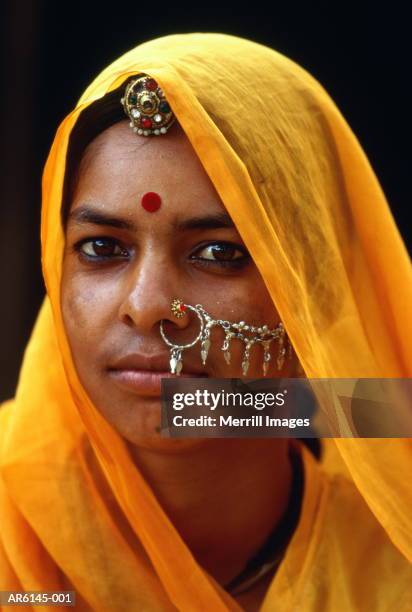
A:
75 237 130 260
195 243 244 261
190 242 250 269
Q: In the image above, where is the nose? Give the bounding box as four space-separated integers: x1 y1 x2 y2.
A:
117 253 189 336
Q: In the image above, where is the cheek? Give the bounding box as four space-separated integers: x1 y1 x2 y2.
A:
60 283 105 398
61 269 117 347
215 274 278 325
63 288 97 330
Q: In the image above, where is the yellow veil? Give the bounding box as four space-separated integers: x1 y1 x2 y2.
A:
1 33 411 610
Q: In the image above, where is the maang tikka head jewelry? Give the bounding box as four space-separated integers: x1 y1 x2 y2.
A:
160 298 294 376
121 74 175 136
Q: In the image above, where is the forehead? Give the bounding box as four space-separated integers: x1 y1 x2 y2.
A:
70 120 226 222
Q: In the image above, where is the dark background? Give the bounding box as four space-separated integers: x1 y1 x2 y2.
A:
1 2 410 401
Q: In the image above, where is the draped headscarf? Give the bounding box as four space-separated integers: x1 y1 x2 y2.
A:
1 33 411 611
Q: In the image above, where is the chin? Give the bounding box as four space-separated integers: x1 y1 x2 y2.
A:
98 396 206 452
110 394 163 439
126 436 211 454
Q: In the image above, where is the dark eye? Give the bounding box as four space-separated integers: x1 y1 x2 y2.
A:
76 238 129 259
195 243 246 261
190 242 250 269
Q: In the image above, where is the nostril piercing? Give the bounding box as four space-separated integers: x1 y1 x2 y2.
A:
171 298 187 318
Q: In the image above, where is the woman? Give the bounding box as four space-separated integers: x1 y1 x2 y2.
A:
0 33 411 611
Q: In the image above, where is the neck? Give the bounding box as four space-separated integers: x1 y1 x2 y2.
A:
127 438 292 585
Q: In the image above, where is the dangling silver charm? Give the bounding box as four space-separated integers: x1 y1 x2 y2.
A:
200 338 211 365
241 340 253 376
277 324 286 371
222 331 234 364
170 349 183 376
201 319 217 364
262 340 272 376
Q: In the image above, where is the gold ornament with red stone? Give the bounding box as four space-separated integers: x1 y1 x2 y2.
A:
121 74 175 136
171 298 187 319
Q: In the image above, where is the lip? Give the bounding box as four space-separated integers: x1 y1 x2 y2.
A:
108 369 205 396
107 353 207 396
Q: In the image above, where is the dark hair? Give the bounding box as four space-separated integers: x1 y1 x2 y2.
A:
61 83 127 227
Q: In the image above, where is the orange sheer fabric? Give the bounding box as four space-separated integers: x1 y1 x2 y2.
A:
1 33 411 610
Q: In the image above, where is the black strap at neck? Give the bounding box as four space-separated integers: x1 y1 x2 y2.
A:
225 446 304 596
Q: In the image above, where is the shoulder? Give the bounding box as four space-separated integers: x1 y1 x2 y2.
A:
315 470 412 608
293 442 412 609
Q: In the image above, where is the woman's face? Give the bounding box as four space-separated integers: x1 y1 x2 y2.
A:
62 121 295 441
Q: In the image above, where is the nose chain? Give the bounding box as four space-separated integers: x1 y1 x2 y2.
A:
160 299 294 376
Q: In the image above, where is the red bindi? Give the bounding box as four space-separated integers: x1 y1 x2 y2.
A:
141 192 162 213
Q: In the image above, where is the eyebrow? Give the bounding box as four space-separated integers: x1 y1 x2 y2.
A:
174 212 235 231
68 207 136 230
67 206 236 232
